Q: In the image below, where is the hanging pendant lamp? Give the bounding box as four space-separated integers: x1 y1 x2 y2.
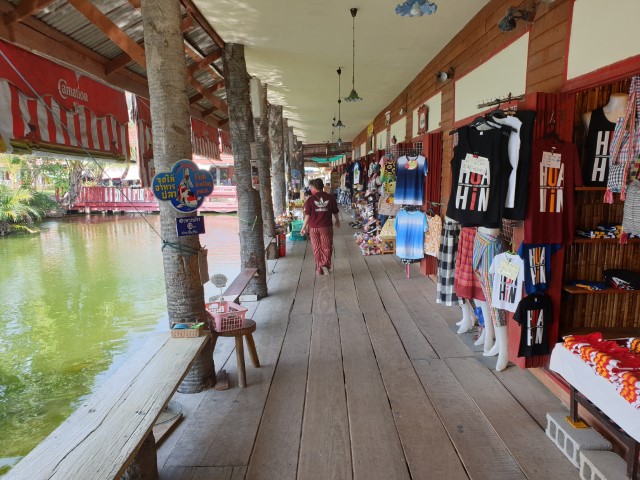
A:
344 8 363 103
333 68 346 129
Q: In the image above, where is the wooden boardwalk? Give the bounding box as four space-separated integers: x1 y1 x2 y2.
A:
157 218 579 480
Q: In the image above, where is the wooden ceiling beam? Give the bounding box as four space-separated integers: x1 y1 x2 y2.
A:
184 41 221 82
189 80 224 104
127 0 140 10
180 0 224 50
188 50 221 75
188 77 227 114
67 0 146 68
3 0 57 26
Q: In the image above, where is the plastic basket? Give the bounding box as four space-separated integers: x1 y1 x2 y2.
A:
289 231 307 241
206 301 247 332
291 220 304 232
170 322 205 338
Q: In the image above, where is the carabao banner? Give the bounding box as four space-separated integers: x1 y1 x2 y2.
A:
191 117 220 163
0 40 129 159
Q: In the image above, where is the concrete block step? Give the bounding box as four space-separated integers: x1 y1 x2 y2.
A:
580 450 628 480
546 412 612 467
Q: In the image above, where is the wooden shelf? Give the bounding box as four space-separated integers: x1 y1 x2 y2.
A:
563 285 640 295
575 186 606 191
573 237 640 244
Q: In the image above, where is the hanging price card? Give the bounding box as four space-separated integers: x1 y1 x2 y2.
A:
462 153 489 175
541 151 562 169
498 260 521 281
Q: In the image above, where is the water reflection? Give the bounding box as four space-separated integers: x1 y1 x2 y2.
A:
0 213 239 470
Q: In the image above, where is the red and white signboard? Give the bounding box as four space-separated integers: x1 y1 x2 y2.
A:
191 117 220 163
130 95 154 187
0 40 129 159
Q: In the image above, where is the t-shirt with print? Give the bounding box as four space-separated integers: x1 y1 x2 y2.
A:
583 107 616 187
514 293 553 358
304 191 338 228
504 110 536 220
446 125 511 228
352 161 362 186
394 155 428 206
381 157 397 183
491 115 523 209
489 252 525 312
524 139 582 244
517 243 562 294
394 210 427 260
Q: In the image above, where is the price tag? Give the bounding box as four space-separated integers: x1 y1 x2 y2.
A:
462 153 489 175
499 260 520 281
541 151 562 169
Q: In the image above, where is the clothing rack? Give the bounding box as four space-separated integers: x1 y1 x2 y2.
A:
386 141 423 159
477 92 525 110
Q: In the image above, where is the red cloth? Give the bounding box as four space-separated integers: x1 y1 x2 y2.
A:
454 227 486 300
304 192 338 228
310 226 334 272
524 139 582 244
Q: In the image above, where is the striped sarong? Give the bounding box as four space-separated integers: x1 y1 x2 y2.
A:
309 226 333 273
472 231 506 327
436 219 462 306
454 227 486 301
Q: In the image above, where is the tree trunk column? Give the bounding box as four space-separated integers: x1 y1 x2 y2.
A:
223 43 267 298
268 105 286 216
141 0 213 393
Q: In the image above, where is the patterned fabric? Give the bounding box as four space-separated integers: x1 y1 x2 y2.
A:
424 214 442 257
472 231 506 327
309 226 333 273
454 227 486 301
436 220 462 306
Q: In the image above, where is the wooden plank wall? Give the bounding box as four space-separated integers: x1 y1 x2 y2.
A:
350 0 573 208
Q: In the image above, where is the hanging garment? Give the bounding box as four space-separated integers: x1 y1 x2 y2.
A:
381 157 397 183
446 125 511 227
622 180 640 239
378 193 402 216
394 210 427 260
514 293 553 357
504 110 536 220
491 116 523 209
518 243 562 294
524 138 582 244
583 107 617 187
489 252 525 312
454 227 486 301
436 219 463 306
393 155 428 206
423 214 442 257
472 230 505 326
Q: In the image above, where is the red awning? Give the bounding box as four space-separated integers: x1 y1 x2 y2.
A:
0 40 129 160
129 95 154 187
191 117 220 162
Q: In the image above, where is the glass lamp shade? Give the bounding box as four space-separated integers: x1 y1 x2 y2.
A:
344 88 363 102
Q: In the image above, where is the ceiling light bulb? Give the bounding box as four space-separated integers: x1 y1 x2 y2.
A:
410 2 421 16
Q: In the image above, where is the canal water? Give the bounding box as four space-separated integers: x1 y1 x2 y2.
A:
0 214 240 474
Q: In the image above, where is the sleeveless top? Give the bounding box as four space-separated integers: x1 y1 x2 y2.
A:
583 107 616 187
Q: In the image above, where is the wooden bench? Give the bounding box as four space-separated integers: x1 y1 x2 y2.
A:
219 267 258 303
5 333 210 480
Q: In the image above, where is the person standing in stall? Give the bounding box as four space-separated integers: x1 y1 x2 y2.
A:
300 178 340 275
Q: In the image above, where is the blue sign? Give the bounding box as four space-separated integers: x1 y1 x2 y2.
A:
151 159 214 213
176 215 205 237
291 169 301 179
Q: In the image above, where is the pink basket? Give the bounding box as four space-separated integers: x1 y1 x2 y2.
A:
206 301 247 332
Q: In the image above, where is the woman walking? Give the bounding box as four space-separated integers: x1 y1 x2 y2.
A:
300 178 340 275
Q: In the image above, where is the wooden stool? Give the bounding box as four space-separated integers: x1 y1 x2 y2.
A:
212 319 260 388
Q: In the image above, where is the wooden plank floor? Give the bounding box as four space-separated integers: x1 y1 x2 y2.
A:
158 213 578 480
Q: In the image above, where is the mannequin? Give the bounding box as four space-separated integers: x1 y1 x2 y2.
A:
582 93 629 130
456 300 475 334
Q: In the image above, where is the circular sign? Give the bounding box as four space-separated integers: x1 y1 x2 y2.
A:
151 159 214 213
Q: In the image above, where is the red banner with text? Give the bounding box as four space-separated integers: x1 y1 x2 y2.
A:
0 40 129 159
190 117 220 163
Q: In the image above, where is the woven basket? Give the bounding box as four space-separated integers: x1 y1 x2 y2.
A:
206 301 247 332
170 322 205 338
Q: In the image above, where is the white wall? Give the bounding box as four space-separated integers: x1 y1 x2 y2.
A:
412 91 443 137
390 117 407 143
567 0 640 80
454 33 529 122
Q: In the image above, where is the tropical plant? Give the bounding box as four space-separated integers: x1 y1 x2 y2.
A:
0 185 55 235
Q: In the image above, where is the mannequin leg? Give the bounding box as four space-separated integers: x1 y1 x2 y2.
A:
476 300 494 352
494 325 509 371
474 327 485 346
457 300 475 334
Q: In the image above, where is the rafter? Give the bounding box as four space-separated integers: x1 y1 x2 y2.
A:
188 77 227 114
67 0 146 68
188 80 224 104
180 0 224 50
184 41 222 83
3 0 57 26
188 50 221 76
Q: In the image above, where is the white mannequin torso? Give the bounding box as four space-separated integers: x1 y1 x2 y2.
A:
477 226 500 236
583 93 629 130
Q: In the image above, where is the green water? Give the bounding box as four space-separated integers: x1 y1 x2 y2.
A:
0 214 239 474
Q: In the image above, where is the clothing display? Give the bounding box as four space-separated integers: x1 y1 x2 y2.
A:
472 230 505 326
491 116 523 208
436 219 463 306
380 157 397 183
423 214 442 257
393 154 428 206
447 125 511 227
454 227 485 301
583 107 617 187
514 293 553 357
518 243 562 294
394 209 427 260
504 110 536 220
524 138 582 244
489 252 525 312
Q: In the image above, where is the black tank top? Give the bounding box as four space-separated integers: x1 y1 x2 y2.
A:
583 107 616 187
